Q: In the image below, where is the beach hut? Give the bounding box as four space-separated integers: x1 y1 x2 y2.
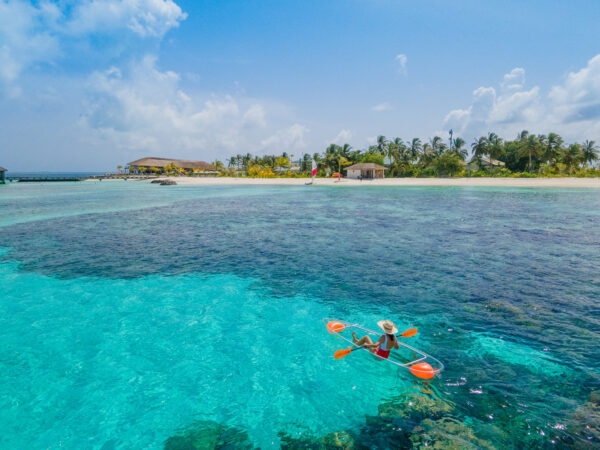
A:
468 157 505 171
0 167 6 184
345 163 387 179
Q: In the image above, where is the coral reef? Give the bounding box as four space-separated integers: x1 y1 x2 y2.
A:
164 420 253 450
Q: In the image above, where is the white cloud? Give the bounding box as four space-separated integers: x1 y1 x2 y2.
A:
242 104 266 127
260 124 309 151
443 56 600 143
0 0 61 96
372 102 393 112
81 55 298 160
0 0 186 97
549 54 600 124
396 53 407 75
501 67 525 90
66 0 187 38
329 129 352 145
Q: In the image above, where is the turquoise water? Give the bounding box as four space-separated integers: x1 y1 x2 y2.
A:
0 181 599 448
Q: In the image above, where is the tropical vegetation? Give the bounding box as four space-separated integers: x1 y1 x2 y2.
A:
218 131 599 178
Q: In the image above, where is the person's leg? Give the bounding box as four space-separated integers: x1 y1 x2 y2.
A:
352 332 373 346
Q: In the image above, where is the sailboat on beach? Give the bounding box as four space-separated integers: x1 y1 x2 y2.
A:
305 160 317 185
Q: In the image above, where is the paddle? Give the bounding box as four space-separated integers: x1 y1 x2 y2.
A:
334 328 418 360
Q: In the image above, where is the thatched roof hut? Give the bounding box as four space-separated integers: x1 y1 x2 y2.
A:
468 157 505 168
127 157 215 172
346 163 387 179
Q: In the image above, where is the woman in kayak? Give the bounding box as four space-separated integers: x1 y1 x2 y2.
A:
352 320 399 359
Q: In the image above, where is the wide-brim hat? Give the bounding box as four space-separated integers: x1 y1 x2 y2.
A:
378 320 398 335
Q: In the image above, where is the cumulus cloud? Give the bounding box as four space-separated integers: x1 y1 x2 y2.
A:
443 55 600 143
0 0 61 96
501 67 525 90
549 54 600 123
0 0 186 96
396 53 407 75
329 129 352 145
260 124 309 152
372 102 393 112
81 56 303 160
66 0 187 38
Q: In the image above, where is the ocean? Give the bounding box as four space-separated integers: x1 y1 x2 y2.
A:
0 180 598 448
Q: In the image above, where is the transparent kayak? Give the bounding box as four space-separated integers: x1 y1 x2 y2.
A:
323 318 444 379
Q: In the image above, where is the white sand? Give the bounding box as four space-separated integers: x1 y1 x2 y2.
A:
143 176 600 188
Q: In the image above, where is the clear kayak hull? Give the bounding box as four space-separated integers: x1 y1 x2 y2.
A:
323 318 444 379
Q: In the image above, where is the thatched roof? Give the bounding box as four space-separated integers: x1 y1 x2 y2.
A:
0 167 6 172
127 157 215 170
346 163 387 171
469 157 505 167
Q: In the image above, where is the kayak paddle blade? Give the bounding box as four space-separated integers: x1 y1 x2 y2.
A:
334 347 352 359
401 328 418 338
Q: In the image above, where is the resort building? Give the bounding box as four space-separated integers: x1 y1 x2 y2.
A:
468 157 506 171
126 157 216 174
0 167 6 184
346 163 387 179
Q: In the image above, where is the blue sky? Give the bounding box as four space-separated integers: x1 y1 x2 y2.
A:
1 0 600 171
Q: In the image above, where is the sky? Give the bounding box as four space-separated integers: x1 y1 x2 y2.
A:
1 0 600 171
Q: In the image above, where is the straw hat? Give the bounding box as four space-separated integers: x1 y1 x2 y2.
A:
378 320 398 335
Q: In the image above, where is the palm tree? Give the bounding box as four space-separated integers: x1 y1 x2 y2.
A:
340 143 353 158
519 134 543 172
452 137 468 160
430 136 446 155
561 144 583 174
517 130 530 141
376 135 388 152
409 138 422 161
419 142 435 166
116 165 123 174
582 140 598 167
471 136 489 169
542 133 564 166
487 132 504 169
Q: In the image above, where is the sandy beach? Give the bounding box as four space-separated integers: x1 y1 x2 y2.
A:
124 176 600 188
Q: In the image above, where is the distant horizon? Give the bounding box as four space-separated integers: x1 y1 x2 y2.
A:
2 0 600 171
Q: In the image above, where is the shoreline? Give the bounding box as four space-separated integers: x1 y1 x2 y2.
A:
89 176 600 188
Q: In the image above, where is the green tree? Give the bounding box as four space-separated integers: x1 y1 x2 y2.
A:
409 138 422 160
487 133 505 171
275 156 290 170
542 133 564 165
471 136 488 169
338 156 351 174
376 135 388 152
519 134 543 172
430 136 446 155
561 144 583 174
582 140 598 167
432 151 463 177
452 137 468 160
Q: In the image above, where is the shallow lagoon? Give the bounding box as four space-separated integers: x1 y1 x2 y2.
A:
0 181 598 448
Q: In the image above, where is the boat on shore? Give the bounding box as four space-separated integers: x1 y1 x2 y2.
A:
323 318 444 379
